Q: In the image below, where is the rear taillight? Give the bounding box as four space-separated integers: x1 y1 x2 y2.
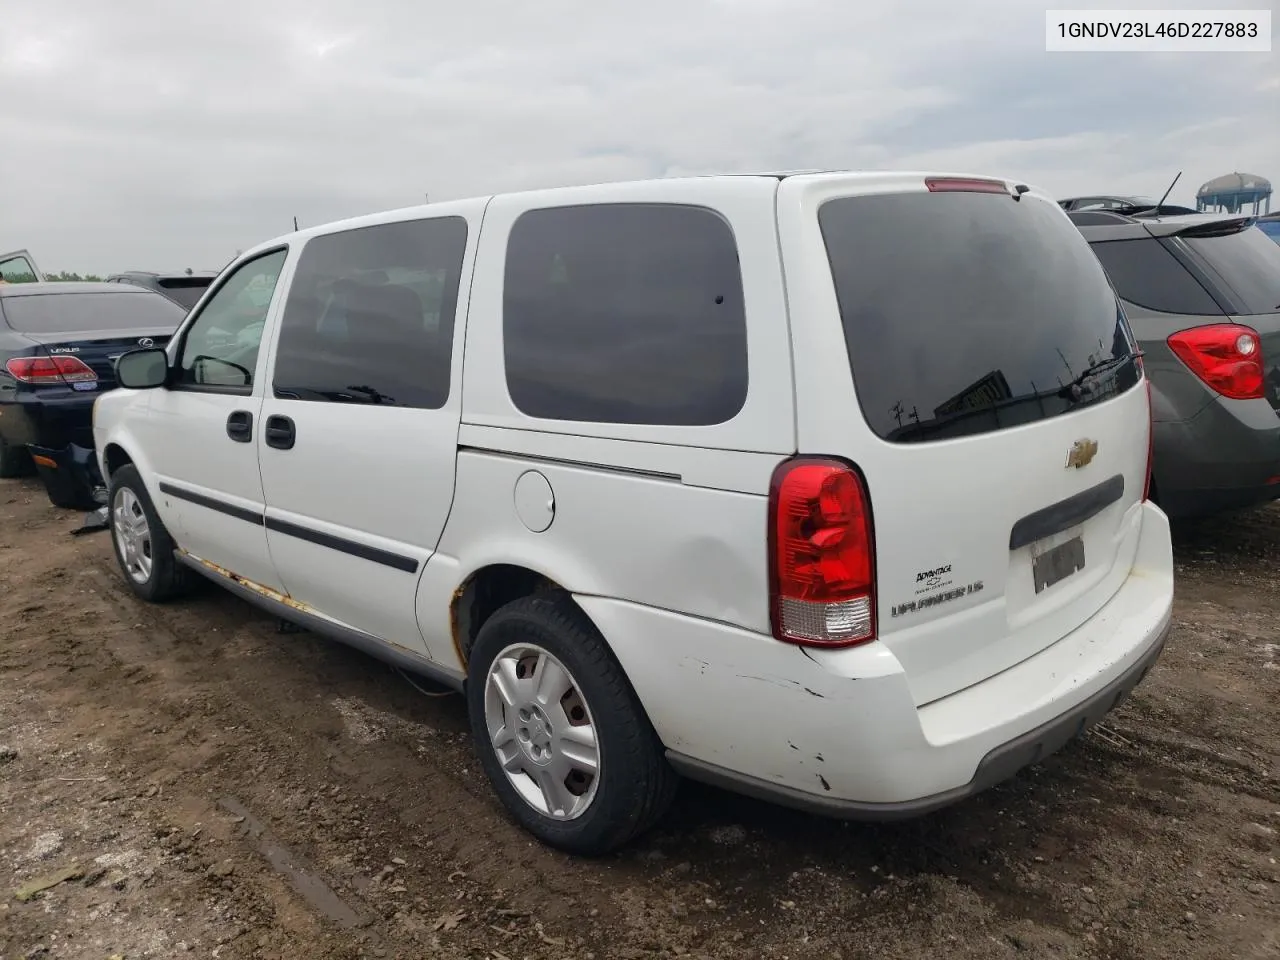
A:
4 355 98 385
768 457 875 647
1167 323 1264 400
925 177 1009 195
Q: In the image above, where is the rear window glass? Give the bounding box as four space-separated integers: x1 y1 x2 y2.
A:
1090 238 1223 315
819 192 1141 444
1182 224 1280 316
1257 220 1280 241
157 278 213 310
503 203 748 426
1 291 185 333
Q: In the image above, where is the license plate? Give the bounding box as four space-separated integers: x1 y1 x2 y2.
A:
1032 535 1085 594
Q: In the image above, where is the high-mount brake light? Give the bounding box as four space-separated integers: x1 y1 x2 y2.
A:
4 355 98 385
925 177 1010 195
768 457 876 647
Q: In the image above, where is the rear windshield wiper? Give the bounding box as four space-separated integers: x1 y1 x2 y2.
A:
888 356 1139 443
1063 353 1139 391
889 387 1064 442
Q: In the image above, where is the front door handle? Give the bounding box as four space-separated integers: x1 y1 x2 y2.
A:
226 410 253 443
264 414 296 450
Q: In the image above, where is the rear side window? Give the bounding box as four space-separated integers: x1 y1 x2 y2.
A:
1181 224 1280 316
819 192 1141 444
1090 238 1223 315
503 203 748 426
1 291 185 333
274 217 468 409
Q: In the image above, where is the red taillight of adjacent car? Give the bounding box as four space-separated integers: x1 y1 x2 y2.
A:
1167 324 1264 401
4 355 98 385
768 457 876 647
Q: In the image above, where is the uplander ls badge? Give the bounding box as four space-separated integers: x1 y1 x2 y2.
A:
1065 438 1098 469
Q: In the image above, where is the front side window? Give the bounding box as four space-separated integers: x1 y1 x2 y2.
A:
502 203 749 426
177 248 287 389
272 217 468 409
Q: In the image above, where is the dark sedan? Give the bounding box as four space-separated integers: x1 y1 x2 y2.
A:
0 282 186 508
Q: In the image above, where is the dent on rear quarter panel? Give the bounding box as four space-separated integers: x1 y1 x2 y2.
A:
426 449 774 637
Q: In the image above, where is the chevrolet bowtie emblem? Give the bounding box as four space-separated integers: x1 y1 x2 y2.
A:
1066 438 1098 469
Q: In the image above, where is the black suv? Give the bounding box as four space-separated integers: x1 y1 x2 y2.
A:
107 270 218 311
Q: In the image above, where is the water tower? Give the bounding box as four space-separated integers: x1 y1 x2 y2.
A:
1196 172 1272 215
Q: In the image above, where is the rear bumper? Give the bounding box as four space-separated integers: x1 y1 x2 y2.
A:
1153 397 1280 518
582 501 1174 817
30 442 106 504
0 393 97 450
668 618 1167 819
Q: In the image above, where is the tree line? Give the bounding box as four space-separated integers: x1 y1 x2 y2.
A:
3 271 106 283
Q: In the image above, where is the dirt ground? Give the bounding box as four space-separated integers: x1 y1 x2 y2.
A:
1 476 1277 960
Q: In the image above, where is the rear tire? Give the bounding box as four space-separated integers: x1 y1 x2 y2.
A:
0 436 33 479
467 594 676 856
108 464 189 602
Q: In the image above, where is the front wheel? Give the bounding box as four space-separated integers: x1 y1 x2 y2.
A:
108 464 189 602
467 594 676 856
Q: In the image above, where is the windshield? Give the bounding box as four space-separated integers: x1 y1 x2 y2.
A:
819 191 1141 444
0 290 185 333
1182 224 1280 315
1255 220 1280 244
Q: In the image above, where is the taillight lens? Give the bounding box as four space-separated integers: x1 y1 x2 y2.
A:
924 177 1009 195
1167 323 1264 400
768 457 876 647
5 355 98 385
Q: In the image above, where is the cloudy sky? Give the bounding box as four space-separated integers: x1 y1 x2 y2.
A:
2 0 1276 274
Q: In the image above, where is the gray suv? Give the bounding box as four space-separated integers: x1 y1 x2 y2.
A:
1070 210 1280 518
106 270 218 311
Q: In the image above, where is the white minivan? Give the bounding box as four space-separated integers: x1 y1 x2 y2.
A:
95 172 1174 855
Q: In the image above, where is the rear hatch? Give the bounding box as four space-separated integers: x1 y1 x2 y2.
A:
1172 219 1280 414
810 178 1150 706
1 289 182 388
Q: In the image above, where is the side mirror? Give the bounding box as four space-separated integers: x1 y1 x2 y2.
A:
115 348 169 389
